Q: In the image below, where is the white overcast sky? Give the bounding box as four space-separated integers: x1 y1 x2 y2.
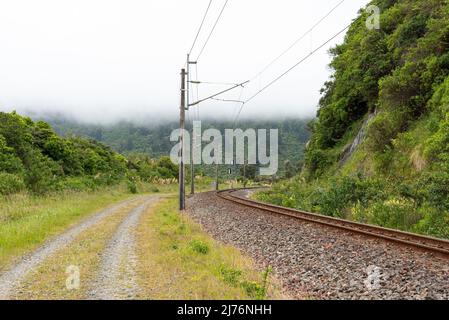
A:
0 0 370 124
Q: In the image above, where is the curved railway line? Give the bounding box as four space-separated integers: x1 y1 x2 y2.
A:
217 188 449 257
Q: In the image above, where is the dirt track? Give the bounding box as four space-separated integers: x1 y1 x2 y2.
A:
87 198 159 300
0 196 158 300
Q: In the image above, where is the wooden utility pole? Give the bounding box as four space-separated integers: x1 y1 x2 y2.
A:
243 161 246 178
179 68 186 211
215 162 219 191
187 54 195 195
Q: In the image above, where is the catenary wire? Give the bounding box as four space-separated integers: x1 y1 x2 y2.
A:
250 0 345 81
233 24 351 126
189 0 214 56
196 0 230 61
245 24 350 105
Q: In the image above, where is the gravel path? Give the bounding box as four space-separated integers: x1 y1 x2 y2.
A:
187 191 449 300
88 196 159 300
0 197 144 299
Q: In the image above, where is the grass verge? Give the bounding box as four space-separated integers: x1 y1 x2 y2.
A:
0 183 173 269
135 197 286 300
8 197 148 299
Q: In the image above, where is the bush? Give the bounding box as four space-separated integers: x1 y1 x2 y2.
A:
157 156 178 179
218 264 271 300
424 115 449 162
423 169 449 211
361 198 421 231
0 173 25 195
53 176 97 192
240 281 265 300
414 205 449 239
189 239 209 255
366 111 403 153
127 179 138 194
241 266 272 300
0 135 24 174
305 148 332 177
218 265 242 286
24 150 59 194
311 175 386 218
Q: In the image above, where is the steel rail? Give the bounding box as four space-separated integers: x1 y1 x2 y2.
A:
217 189 449 256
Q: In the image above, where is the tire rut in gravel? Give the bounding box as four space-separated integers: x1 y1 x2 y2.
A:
0 197 144 299
87 196 159 300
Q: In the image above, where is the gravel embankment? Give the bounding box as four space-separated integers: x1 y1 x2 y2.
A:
186 191 449 300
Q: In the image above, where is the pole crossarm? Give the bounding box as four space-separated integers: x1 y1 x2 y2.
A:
211 97 245 104
187 80 249 108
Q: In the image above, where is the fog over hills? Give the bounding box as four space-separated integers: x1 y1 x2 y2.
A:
12 106 314 126
0 0 369 125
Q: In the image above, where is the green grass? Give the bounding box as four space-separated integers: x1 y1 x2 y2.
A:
0 175 218 270
0 182 183 269
136 197 285 300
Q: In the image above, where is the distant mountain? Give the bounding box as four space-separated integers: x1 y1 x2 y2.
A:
34 114 312 177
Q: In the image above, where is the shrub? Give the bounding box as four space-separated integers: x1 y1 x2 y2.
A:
218 264 242 287
367 198 421 231
366 111 403 153
241 266 272 300
424 115 449 162
157 156 179 179
240 281 265 300
305 148 331 177
189 239 209 255
54 176 97 192
23 150 59 194
0 135 24 174
311 175 386 218
0 173 25 195
414 205 449 239
423 169 449 211
127 179 138 194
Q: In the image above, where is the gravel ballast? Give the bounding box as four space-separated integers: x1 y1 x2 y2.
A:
186 191 449 300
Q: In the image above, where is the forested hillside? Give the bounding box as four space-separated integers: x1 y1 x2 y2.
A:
258 0 449 238
40 116 311 177
0 112 178 195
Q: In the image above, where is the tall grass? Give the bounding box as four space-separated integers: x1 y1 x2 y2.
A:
0 177 216 269
136 198 282 300
0 182 181 268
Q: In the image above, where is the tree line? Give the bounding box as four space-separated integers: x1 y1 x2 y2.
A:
0 112 178 195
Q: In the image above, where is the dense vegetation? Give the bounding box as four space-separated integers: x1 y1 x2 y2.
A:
258 0 449 238
0 112 178 195
41 116 311 178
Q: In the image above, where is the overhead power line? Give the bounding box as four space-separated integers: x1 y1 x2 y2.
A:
189 80 249 107
211 97 245 104
192 81 243 86
196 0 229 61
251 0 345 81
189 0 213 56
233 23 351 125
245 24 350 104
231 86 246 128
195 64 200 121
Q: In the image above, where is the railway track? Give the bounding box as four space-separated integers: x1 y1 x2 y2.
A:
217 188 449 257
